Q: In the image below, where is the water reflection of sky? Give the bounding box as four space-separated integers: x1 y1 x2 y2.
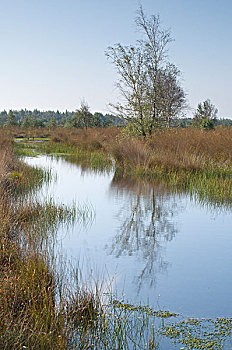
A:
25 155 232 319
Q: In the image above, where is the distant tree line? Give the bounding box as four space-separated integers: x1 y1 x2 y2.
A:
0 108 231 129
0 108 125 128
175 117 232 128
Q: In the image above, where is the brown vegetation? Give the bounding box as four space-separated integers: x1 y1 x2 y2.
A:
0 129 14 181
22 125 232 204
0 130 101 349
113 127 232 174
1 126 232 347
0 131 58 348
11 125 231 173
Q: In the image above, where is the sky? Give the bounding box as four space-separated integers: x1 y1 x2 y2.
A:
0 0 231 118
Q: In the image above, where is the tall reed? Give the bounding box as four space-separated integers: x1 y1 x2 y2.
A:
1 130 163 349
2 126 232 348
22 126 232 206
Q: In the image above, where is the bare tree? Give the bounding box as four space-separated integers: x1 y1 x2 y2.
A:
106 6 186 136
106 44 149 137
157 64 186 127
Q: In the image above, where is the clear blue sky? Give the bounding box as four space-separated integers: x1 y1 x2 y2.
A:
0 0 231 118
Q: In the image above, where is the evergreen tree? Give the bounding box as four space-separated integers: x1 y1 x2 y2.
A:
5 110 17 127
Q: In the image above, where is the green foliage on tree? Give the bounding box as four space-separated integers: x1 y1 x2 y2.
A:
200 118 215 130
75 100 93 129
48 116 57 128
21 115 36 128
0 108 124 128
106 6 186 137
33 118 45 128
193 99 218 129
5 110 17 127
93 112 103 127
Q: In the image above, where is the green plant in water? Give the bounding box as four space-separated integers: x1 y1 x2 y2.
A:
35 141 113 173
5 130 232 349
160 317 232 349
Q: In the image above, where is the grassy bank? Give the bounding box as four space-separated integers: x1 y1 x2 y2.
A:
1 128 232 349
13 126 232 206
14 127 115 173
110 128 232 207
0 130 99 349
0 130 163 349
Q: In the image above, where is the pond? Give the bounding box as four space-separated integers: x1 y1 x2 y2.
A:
24 155 232 317
24 155 232 347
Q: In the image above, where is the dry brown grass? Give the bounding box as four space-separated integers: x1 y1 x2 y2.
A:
8 125 232 172
0 129 15 180
0 135 46 347
49 127 120 152
1 126 232 347
10 125 232 173
46 126 231 204
5 126 50 139
147 127 232 170
0 130 102 349
104 127 232 174
109 127 232 205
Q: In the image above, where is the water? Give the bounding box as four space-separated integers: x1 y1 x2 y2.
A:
25 155 232 321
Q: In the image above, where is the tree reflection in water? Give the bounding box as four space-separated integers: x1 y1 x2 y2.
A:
108 177 182 292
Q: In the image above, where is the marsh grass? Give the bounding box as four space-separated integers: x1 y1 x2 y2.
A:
9 164 51 196
64 296 164 350
131 165 232 207
0 131 98 349
13 126 232 206
34 140 114 173
1 130 163 349
2 127 232 348
13 142 39 157
108 128 232 207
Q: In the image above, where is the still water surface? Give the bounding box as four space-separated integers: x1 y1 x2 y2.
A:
25 155 232 320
